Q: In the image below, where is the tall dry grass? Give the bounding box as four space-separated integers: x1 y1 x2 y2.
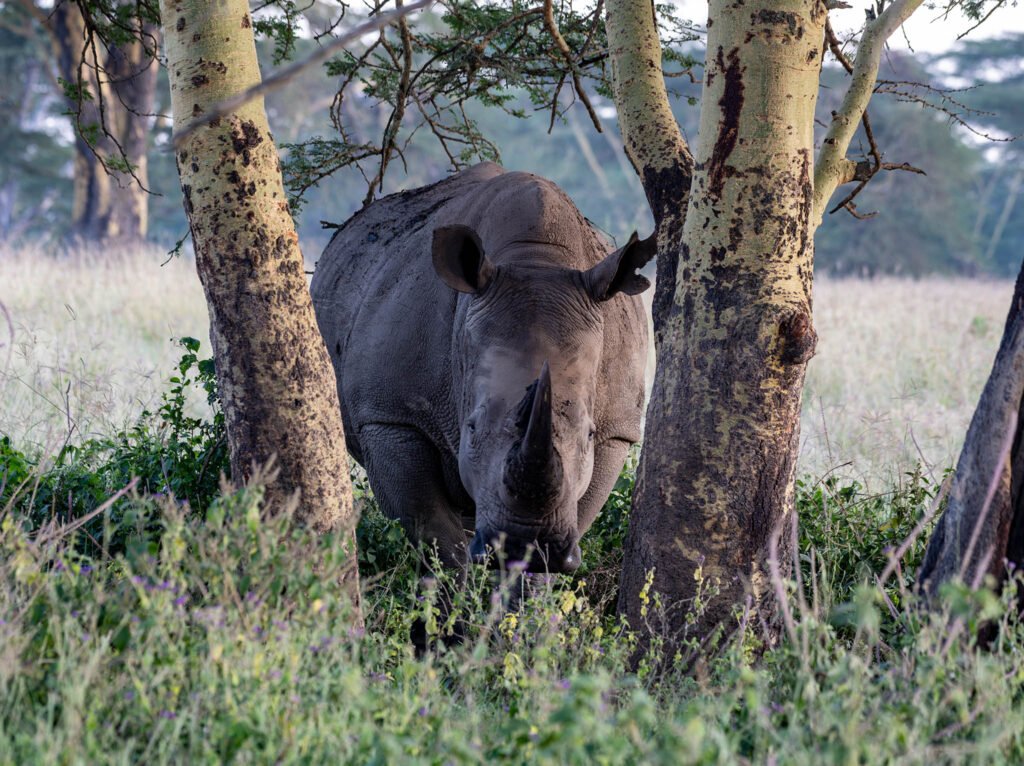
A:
802 277 1011 485
0 243 209 453
0 244 1011 483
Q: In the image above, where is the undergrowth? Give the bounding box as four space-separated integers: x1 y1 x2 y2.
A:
2 341 1024 764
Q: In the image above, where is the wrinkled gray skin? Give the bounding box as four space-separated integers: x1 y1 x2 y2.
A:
311 163 651 574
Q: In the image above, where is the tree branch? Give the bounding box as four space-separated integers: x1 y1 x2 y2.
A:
171 0 433 147
812 0 926 227
604 0 692 227
543 0 602 132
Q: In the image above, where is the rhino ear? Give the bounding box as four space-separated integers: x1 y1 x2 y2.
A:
432 225 495 294
583 231 656 302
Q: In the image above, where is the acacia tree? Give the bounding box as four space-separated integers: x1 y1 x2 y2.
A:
10 0 158 242
605 0 936 639
158 0 361 603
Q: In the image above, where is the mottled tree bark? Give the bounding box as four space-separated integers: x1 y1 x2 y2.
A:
918 266 1024 593
616 0 824 640
159 0 361 601
604 0 692 345
49 1 156 243
607 0 926 644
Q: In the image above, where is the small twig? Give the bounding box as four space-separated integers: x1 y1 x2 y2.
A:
172 0 433 147
542 0 601 133
956 0 1005 40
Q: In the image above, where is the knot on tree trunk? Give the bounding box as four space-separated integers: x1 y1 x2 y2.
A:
778 310 817 366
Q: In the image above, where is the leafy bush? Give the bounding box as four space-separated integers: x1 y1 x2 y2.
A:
0 471 1023 763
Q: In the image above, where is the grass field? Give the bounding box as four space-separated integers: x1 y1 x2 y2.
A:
0 244 1011 484
2 244 1024 763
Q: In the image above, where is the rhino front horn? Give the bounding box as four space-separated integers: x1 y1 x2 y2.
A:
504 362 562 502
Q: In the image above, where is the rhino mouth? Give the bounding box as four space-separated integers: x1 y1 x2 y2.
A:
468 527 581 574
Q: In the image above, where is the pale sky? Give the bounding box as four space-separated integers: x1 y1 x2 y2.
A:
674 1 1024 52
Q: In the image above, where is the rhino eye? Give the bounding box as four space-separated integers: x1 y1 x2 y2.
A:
587 428 596 441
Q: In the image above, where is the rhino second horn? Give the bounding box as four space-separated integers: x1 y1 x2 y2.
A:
504 362 562 501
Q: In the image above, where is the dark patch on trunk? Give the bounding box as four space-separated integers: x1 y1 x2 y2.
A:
706 47 744 200
754 9 800 37
241 14 251 28
641 162 691 345
231 120 264 155
641 160 691 230
191 74 209 87
798 150 813 260
175 16 186 31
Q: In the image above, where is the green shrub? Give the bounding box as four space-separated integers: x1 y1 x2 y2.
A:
0 474 1023 764
1 338 228 549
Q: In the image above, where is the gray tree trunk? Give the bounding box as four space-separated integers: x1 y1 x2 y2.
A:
918 266 1024 593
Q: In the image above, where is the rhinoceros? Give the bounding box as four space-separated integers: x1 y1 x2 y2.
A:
310 162 652 574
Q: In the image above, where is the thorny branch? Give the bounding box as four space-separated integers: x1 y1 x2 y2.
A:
542 0 601 132
311 0 672 206
815 5 1005 223
823 20 925 219
812 0 927 225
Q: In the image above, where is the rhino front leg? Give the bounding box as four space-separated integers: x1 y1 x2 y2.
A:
357 423 471 568
577 439 633 535
358 423 472 654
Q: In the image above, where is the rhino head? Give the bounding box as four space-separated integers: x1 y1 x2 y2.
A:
432 225 654 573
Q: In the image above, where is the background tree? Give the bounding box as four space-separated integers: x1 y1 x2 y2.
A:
158 0 361 604
0 10 70 241
938 36 1024 276
7 0 158 243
